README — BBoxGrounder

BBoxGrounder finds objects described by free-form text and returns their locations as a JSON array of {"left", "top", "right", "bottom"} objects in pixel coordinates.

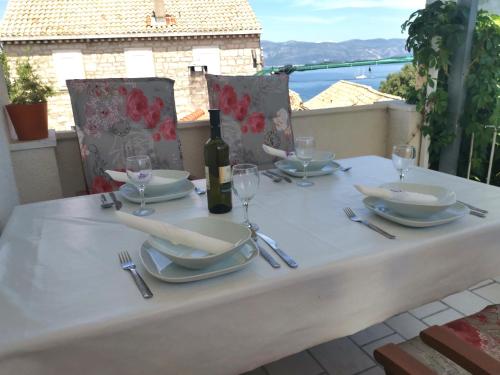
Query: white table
[{"left": 1, "top": 156, "right": 500, "bottom": 375}]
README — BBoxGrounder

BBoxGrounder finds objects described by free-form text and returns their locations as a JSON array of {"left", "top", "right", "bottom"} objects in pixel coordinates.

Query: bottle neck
[{"left": 209, "top": 109, "right": 222, "bottom": 139}]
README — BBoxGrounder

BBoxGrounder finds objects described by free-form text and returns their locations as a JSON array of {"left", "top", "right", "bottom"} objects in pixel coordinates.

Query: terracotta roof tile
[
  {"left": 304, "top": 80, "right": 401, "bottom": 110},
  {"left": 0, "top": 0, "right": 261, "bottom": 40}
]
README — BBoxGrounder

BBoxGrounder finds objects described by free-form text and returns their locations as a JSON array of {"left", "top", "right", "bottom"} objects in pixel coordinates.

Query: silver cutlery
[
  {"left": 469, "top": 210, "right": 487, "bottom": 218},
  {"left": 262, "top": 171, "right": 282, "bottom": 183},
  {"left": 268, "top": 170, "right": 292, "bottom": 183},
  {"left": 458, "top": 200, "right": 488, "bottom": 214},
  {"left": 194, "top": 186, "right": 206, "bottom": 195},
  {"left": 118, "top": 251, "right": 153, "bottom": 299},
  {"left": 100, "top": 194, "right": 114, "bottom": 209},
  {"left": 256, "top": 232, "right": 298, "bottom": 268},
  {"left": 343, "top": 207, "right": 396, "bottom": 239},
  {"left": 339, "top": 165, "right": 352, "bottom": 172},
  {"left": 109, "top": 192, "right": 122, "bottom": 210},
  {"left": 251, "top": 231, "right": 280, "bottom": 268}
]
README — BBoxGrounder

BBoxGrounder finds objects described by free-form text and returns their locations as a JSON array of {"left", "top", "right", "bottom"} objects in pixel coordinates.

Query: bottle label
[
  {"left": 205, "top": 166, "right": 210, "bottom": 190},
  {"left": 219, "top": 165, "right": 231, "bottom": 184}
]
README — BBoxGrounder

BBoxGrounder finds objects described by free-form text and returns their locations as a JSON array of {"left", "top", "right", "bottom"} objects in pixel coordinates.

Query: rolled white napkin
[
  {"left": 116, "top": 211, "right": 235, "bottom": 255},
  {"left": 262, "top": 144, "right": 291, "bottom": 159},
  {"left": 105, "top": 170, "right": 175, "bottom": 186},
  {"left": 354, "top": 185, "right": 439, "bottom": 204}
]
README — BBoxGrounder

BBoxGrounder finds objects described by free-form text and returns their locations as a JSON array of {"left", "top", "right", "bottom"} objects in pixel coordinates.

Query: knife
[
  {"left": 109, "top": 192, "right": 123, "bottom": 210},
  {"left": 256, "top": 232, "right": 298, "bottom": 268},
  {"left": 268, "top": 170, "right": 292, "bottom": 183}
]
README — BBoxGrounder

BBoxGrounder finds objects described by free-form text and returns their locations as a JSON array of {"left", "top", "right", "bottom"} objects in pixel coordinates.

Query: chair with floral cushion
[
  {"left": 205, "top": 74, "right": 294, "bottom": 168},
  {"left": 67, "top": 78, "right": 183, "bottom": 194}
]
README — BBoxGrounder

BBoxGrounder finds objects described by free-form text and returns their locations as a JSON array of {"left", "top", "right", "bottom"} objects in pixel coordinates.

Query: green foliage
[
  {"left": 0, "top": 51, "right": 11, "bottom": 94},
  {"left": 402, "top": 1, "right": 500, "bottom": 177},
  {"left": 379, "top": 64, "right": 418, "bottom": 104},
  {"left": 9, "top": 59, "right": 54, "bottom": 105}
]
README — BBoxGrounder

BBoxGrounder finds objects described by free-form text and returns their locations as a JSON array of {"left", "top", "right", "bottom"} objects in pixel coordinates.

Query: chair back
[
  {"left": 206, "top": 74, "right": 294, "bottom": 168},
  {"left": 67, "top": 78, "right": 183, "bottom": 193}
]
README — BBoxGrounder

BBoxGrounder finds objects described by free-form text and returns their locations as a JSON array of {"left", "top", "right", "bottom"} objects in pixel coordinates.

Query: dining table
[{"left": 1, "top": 155, "right": 500, "bottom": 375}]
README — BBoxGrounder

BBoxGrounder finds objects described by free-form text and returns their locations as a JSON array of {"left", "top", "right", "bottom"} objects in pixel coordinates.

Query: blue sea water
[{"left": 288, "top": 62, "right": 406, "bottom": 101}]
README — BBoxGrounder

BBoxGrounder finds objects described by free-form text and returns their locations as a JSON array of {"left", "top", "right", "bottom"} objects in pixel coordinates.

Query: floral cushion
[
  {"left": 206, "top": 74, "right": 294, "bottom": 167},
  {"left": 67, "top": 78, "right": 183, "bottom": 194}
]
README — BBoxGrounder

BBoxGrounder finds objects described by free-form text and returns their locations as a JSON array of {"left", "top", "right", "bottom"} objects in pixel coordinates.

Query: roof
[
  {"left": 304, "top": 80, "right": 401, "bottom": 110},
  {"left": 289, "top": 89, "right": 308, "bottom": 111},
  {"left": 0, "top": 0, "right": 261, "bottom": 41}
]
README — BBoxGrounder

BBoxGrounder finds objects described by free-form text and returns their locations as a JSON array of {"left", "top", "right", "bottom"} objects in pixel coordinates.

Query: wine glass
[
  {"left": 295, "top": 136, "right": 315, "bottom": 187},
  {"left": 126, "top": 155, "right": 154, "bottom": 216},
  {"left": 392, "top": 145, "right": 416, "bottom": 182},
  {"left": 232, "top": 164, "right": 260, "bottom": 231}
]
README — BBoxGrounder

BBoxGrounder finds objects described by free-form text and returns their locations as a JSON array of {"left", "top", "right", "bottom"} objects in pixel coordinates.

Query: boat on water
[{"left": 355, "top": 74, "right": 367, "bottom": 79}]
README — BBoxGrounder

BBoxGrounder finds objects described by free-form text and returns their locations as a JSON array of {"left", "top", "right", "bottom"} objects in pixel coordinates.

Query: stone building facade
[
  {"left": 3, "top": 36, "right": 261, "bottom": 130},
  {"left": 0, "top": 0, "right": 262, "bottom": 130}
]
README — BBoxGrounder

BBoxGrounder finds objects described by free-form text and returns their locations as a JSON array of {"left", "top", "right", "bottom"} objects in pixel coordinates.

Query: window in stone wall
[
  {"left": 52, "top": 51, "right": 85, "bottom": 89},
  {"left": 124, "top": 49, "right": 155, "bottom": 78},
  {"left": 192, "top": 47, "right": 221, "bottom": 74}
]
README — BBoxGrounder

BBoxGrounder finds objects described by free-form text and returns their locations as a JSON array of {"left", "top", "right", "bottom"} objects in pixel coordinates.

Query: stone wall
[{"left": 4, "top": 35, "right": 261, "bottom": 130}]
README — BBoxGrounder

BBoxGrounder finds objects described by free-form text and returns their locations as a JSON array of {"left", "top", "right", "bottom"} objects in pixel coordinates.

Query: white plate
[
  {"left": 145, "top": 170, "right": 190, "bottom": 196},
  {"left": 140, "top": 240, "right": 258, "bottom": 283},
  {"left": 363, "top": 197, "right": 467, "bottom": 228},
  {"left": 275, "top": 160, "right": 341, "bottom": 177},
  {"left": 286, "top": 150, "right": 335, "bottom": 170},
  {"left": 119, "top": 179, "right": 194, "bottom": 203},
  {"left": 148, "top": 217, "right": 251, "bottom": 270}
]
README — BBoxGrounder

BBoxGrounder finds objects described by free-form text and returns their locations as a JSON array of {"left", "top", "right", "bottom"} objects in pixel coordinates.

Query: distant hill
[{"left": 262, "top": 39, "right": 410, "bottom": 67}]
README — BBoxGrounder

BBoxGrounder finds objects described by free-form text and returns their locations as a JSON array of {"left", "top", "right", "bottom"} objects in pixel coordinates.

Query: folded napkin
[
  {"left": 116, "top": 211, "right": 235, "bottom": 255},
  {"left": 105, "top": 170, "right": 175, "bottom": 186},
  {"left": 262, "top": 144, "right": 291, "bottom": 159},
  {"left": 354, "top": 185, "right": 439, "bottom": 204}
]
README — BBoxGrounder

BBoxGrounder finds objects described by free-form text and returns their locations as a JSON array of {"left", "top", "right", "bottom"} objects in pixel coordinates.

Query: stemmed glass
[
  {"left": 392, "top": 145, "right": 416, "bottom": 182},
  {"left": 232, "top": 164, "right": 260, "bottom": 231},
  {"left": 295, "top": 136, "right": 315, "bottom": 187},
  {"left": 126, "top": 155, "right": 154, "bottom": 216}
]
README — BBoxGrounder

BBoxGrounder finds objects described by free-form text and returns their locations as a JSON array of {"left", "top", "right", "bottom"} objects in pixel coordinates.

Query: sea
[{"left": 287, "top": 62, "right": 406, "bottom": 101}]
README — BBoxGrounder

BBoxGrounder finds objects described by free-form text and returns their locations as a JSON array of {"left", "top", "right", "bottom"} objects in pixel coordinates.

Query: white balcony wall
[
  {"left": 0, "top": 67, "right": 18, "bottom": 230},
  {"left": 52, "top": 101, "right": 422, "bottom": 199}
]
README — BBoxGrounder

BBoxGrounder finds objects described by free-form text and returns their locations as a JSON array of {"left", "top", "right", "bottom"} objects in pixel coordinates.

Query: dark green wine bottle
[{"left": 204, "top": 109, "right": 232, "bottom": 214}]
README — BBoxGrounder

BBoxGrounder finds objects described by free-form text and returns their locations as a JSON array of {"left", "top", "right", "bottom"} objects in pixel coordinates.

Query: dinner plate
[
  {"left": 363, "top": 197, "right": 468, "bottom": 228},
  {"left": 140, "top": 240, "right": 258, "bottom": 283},
  {"left": 275, "top": 159, "right": 341, "bottom": 177},
  {"left": 286, "top": 150, "right": 335, "bottom": 170},
  {"left": 147, "top": 217, "right": 252, "bottom": 269},
  {"left": 119, "top": 179, "right": 194, "bottom": 204},
  {"left": 145, "top": 170, "right": 190, "bottom": 196}
]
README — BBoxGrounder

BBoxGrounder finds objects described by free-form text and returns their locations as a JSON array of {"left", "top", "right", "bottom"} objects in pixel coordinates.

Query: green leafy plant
[
  {"left": 402, "top": 1, "right": 499, "bottom": 178},
  {"left": 9, "top": 59, "right": 54, "bottom": 105},
  {"left": 379, "top": 64, "right": 418, "bottom": 104},
  {"left": 0, "top": 51, "right": 11, "bottom": 94}
]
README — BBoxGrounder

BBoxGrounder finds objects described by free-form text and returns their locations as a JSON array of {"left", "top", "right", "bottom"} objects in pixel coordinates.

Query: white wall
[{"left": 0, "top": 66, "right": 19, "bottom": 231}]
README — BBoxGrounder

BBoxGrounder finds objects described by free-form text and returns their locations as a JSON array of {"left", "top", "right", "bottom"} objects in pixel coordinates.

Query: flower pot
[{"left": 6, "top": 102, "right": 49, "bottom": 141}]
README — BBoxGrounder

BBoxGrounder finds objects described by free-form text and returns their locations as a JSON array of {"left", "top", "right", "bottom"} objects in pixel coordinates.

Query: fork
[
  {"left": 119, "top": 251, "right": 153, "bottom": 299},
  {"left": 343, "top": 207, "right": 396, "bottom": 239},
  {"left": 339, "top": 165, "right": 352, "bottom": 172}
]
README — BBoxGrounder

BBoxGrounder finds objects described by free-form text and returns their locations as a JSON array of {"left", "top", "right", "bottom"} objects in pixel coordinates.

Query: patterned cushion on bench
[
  {"left": 206, "top": 74, "right": 294, "bottom": 168},
  {"left": 67, "top": 78, "right": 183, "bottom": 193}
]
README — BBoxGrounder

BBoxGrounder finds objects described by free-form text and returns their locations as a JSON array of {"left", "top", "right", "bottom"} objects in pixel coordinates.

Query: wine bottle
[{"left": 204, "top": 109, "right": 232, "bottom": 214}]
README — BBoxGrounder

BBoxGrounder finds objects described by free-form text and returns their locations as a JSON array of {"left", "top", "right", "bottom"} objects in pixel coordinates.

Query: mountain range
[{"left": 261, "top": 39, "right": 410, "bottom": 67}]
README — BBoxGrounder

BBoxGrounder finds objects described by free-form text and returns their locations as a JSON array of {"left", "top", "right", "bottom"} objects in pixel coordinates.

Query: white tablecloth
[{"left": 1, "top": 156, "right": 500, "bottom": 375}]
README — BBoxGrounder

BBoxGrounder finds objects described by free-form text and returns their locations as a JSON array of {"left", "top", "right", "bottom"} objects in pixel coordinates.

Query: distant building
[
  {"left": 0, "top": 0, "right": 262, "bottom": 130},
  {"left": 304, "top": 80, "right": 401, "bottom": 110}
]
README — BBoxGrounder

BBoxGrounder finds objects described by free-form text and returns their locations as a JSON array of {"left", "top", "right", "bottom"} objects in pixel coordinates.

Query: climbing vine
[{"left": 402, "top": 1, "right": 500, "bottom": 177}]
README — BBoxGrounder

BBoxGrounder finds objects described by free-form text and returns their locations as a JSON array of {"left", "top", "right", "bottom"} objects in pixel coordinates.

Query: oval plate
[
  {"left": 363, "top": 197, "right": 468, "bottom": 228},
  {"left": 140, "top": 240, "right": 258, "bottom": 283},
  {"left": 275, "top": 160, "right": 341, "bottom": 177},
  {"left": 119, "top": 179, "right": 194, "bottom": 204}
]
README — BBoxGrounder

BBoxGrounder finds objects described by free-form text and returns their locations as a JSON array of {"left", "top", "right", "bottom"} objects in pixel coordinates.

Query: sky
[
  {"left": 248, "top": 0, "right": 426, "bottom": 42},
  {"left": 0, "top": 0, "right": 427, "bottom": 43}
]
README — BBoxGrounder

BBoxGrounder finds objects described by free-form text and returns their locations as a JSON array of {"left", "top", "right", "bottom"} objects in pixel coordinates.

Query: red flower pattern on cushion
[
  {"left": 126, "top": 88, "right": 149, "bottom": 122},
  {"left": 219, "top": 85, "right": 238, "bottom": 115},
  {"left": 152, "top": 132, "right": 161, "bottom": 142},
  {"left": 144, "top": 108, "right": 161, "bottom": 129},
  {"left": 241, "top": 124, "right": 249, "bottom": 134},
  {"left": 246, "top": 112, "right": 265, "bottom": 133},
  {"left": 91, "top": 175, "right": 120, "bottom": 194},
  {"left": 118, "top": 86, "right": 127, "bottom": 96},
  {"left": 233, "top": 94, "right": 251, "bottom": 121},
  {"left": 446, "top": 320, "right": 483, "bottom": 348},
  {"left": 159, "top": 118, "right": 176, "bottom": 140},
  {"left": 152, "top": 97, "right": 165, "bottom": 110}
]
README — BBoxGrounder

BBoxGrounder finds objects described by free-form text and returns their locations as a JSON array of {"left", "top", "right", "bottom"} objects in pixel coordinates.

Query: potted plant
[{"left": 5, "top": 58, "right": 54, "bottom": 141}]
